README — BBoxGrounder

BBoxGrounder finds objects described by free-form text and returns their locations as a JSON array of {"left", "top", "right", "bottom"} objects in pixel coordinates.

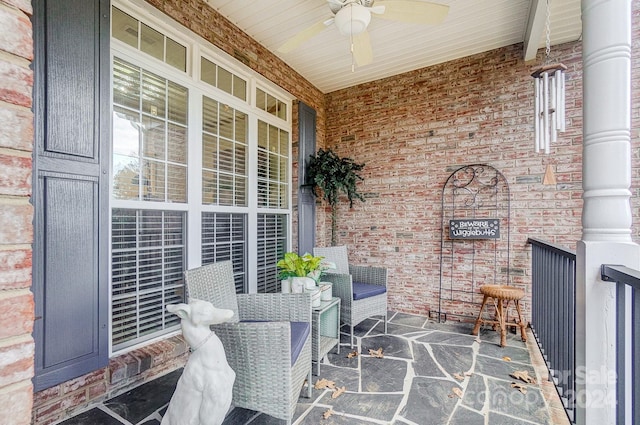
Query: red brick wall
[
  {"left": 322, "top": 35, "right": 640, "bottom": 319},
  {"left": 0, "top": 1, "right": 34, "bottom": 424},
  {"left": 32, "top": 337, "right": 188, "bottom": 425}
]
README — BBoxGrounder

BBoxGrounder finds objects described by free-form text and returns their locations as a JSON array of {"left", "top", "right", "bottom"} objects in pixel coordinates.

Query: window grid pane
[
  {"left": 202, "top": 213, "right": 247, "bottom": 293},
  {"left": 111, "top": 6, "right": 186, "bottom": 72},
  {"left": 255, "top": 88, "right": 287, "bottom": 121},
  {"left": 257, "top": 120, "right": 289, "bottom": 209},
  {"left": 113, "top": 57, "right": 188, "bottom": 203},
  {"left": 202, "top": 96, "right": 248, "bottom": 207},
  {"left": 200, "top": 57, "right": 247, "bottom": 102},
  {"left": 111, "top": 209, "right": 186, "bottom": 350},
  {"left": 256, "top": 214, "right": 287, "bottom": 293}
]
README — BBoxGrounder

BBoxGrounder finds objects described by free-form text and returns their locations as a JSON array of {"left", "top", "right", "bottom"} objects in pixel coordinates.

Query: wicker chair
[
  {"left": 184, "top": 261, "right": 312, "bottom": 424},
  {"left": 313, "top": 245, "right": 388, "bottom": 347}
]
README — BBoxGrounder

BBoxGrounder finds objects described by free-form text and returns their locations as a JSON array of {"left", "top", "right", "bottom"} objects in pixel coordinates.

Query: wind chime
[{"left": 531, "top": 0, "right": 566, "bottom": 155}]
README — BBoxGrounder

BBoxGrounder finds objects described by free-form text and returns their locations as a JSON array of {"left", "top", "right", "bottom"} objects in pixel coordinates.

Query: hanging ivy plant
[{"left": 307, "top": 148, "right": 365, "bottom": 245}]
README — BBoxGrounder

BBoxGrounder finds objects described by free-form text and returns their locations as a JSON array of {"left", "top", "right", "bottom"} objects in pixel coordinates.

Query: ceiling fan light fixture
[{"left": 334, "top": 3, "right": 371, "bottom": 36}]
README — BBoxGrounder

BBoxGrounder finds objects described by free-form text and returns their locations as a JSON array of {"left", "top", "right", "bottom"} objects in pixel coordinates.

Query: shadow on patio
[{"left": 59, "top": 312, "right": 569, "bottom": 425}]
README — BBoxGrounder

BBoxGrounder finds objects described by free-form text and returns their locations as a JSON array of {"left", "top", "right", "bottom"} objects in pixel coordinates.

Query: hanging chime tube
[
  {"left": 534, "top": 77, "right": 540, "bottom": 153},
  {"left": 557, "top": 69, "right": 565, "bottom": 131},
  {"left": 531, "top": 63, "right": 567, "bottom": 154},
  {"left": 550, "top": 70, "right": 557, "bottom": 145},
  {"left": 542, "top": 70, "right": 550, "bottom": 154}
]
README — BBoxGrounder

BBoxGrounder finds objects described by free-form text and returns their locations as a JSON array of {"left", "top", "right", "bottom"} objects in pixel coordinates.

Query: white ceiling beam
[{"left": 523, "top": 0, "right": 547, "bottom": 61}]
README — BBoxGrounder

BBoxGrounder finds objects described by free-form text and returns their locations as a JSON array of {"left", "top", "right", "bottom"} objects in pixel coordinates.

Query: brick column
[{"left": 0, "top": 1, "right": 35, "bottom": 424}]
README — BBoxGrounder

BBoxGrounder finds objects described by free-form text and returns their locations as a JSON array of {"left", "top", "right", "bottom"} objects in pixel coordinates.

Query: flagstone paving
[{"left": 59, "top": 311, "right": 564, "bottom": 425}]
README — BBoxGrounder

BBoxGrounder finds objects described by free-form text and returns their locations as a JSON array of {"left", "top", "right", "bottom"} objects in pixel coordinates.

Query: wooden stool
[{"left": 471, "top": 285, "right": 527, "bottom": 347}]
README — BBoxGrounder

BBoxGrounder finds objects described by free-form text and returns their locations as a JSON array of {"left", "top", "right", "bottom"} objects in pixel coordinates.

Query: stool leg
[
  {"left": 515, "top": 300, "right": 528, "bottom": 342},
  {"left": 472, "top": 295, "right": 489, "bottom": 336},
  {"left": 496, "top": 298, "right": 507, "bottom": 347}
]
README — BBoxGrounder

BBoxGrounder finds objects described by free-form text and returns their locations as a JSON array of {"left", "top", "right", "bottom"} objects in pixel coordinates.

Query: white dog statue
[{"left": 162, "top": 299, "right": 236, "bottom": 425}]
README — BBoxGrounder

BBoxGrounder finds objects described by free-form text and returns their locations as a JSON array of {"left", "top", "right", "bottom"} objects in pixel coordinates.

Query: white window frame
[{"left": 110, "top": 0, "right": 294, "bottom": 355}]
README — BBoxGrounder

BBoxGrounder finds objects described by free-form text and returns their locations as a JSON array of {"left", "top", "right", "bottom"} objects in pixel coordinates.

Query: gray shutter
[
  {"left": 32, "top": 0, "right": 110, "bottom": 391},
  {"left": 297, "top": 102, "right": 316, "bottom": 255}
]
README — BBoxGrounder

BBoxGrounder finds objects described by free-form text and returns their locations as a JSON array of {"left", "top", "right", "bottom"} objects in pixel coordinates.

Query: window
[
  {"left": 202, "top": 213, "right": 247, "bottom": 293},
  {"left": 112, "top": 7, "right": 187, "bottom": 72},
  {"left": 257, "top": 120, "right": 289, "bottom": 209},
  {"left": 256, "top": 87, "right": 287, "bottom": 121},
  {"left": 202, "top": 96, "right": 248, "bottom": 206},
  {"left": 201, "top": 57, "right": 247, "bottom": 101},
  {"left": 256, "top": 214, "right": 288, "bottom": 293},
  {"left": 112, "top": 58, "right": 188, "bottom": 203},
  {"left": 111, "top": 3, "right": 292, "bottom": 352},
  {"left": 111, "top": 209, "right": 185, "bottom": 349}
]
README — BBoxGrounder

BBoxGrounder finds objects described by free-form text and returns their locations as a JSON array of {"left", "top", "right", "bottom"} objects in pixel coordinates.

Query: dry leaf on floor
[
  {"left": 502, "top": 356, "right": 512, "bottom": 362},
  {"left": 369, "top": 347, "right": 384, "bottom": 358},
  {"left": 332, "top": 386, "right": 347, "bottom": 399},
  {"left": 510, "top": 370, "right": 537, "bottom": 384},
  {"left": 511, "top": 382, "right": 528, "bottom": 394},
  {"left": 315, "top": 378, "right": 336, "bottom": 390},
  {"left": 453, "top": 372, "right": 465, "bottom": 381},
  {"left": 323, "top": 409, "right": 334, "bottom": 419},
  {"left": 448, "top": 387, "right": 463, "bottom": 398},
  {"left": 347, "top": 351, "right": 358, "bottom": 359}
]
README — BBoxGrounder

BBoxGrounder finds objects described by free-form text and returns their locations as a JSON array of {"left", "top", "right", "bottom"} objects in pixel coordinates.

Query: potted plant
[
  {"left": 306, "top": 148, "right": 366, "bottom": 245},
  {"left": 277, "top": 252, "right": 334, "bottom": 298},
  {"left": 277, "top": 252, "right": 323, "bottom": 279}
]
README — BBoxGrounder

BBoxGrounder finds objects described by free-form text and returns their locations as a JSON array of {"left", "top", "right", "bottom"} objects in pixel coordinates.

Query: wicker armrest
[
  {"left": 212, "top": 321, "right": 292, "bottom": 372},
  {"left": 349, "top": 265, "right": 388, "bottom": 287},
  {"left": 237, "top": 293, "right": 312, "bottom": 322},
  {"left": 322, "top": 273, "right": 353, "bottom": 309}
]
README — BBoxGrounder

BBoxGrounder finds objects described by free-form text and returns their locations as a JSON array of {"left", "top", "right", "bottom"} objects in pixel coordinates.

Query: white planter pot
[
  {"left": 320, "top": 282, "right": 332, "bottom": 301},
  {"left": 281, "top": 278, "right": 291, "bottom": 294},
  {"left": 305, "top": 287, "right": 321, "bottom": 307},
  {"left": 290, "top": 276, "right": 314, "bottom": 294}
]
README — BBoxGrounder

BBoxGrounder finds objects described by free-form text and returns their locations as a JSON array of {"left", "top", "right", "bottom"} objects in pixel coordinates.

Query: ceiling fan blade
[
  {"left": 375, "top": 0, "right": 449, "bottom": 25},
  {"left": 352, "top": 31, "right": 373, "bottom": 67},
  {"left": 277, "top": 20, "right": 330, "bottom": 53}
]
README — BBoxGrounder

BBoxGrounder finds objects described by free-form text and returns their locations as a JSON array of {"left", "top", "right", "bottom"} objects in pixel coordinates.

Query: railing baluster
[
  {"left": 633, "top": 287, "right": 640, "bottom": 425},
  {"left": 600, "top": 264, "right": 640, "bottom": 425},
  {"left": 616, "top": 281, "right": 626, "bottom": 425},
  {"left": 527, "top": 238, "right": 576, "bottom": 423}
]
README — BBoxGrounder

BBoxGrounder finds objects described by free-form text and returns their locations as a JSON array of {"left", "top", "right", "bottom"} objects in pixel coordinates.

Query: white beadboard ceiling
[{"left": 204, "top": 0, "right": 581, "bottom": 93}]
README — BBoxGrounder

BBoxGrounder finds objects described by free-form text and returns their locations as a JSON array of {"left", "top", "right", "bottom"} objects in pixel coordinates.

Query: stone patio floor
[{"left": 59, "top": 311, "right": 571, "bottom": 425}]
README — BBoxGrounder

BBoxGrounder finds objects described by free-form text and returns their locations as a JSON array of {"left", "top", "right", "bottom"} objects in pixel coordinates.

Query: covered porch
[
  {"left": 0, "top": 0, "right": 638, "bottom": 424},
  {"left": 58, "top": 312, "right": 569, "bottom": 425}
]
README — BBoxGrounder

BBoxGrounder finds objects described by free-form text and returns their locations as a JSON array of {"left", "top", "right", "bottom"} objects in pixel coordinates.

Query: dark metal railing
[
  {"left": 527, "top": 238, "right": 576, "bottom": 423},
  {"left": 601, "top": 264, "right": 640, "bottom": 425}
]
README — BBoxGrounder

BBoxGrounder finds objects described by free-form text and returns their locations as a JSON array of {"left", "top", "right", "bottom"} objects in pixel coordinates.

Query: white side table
[{"left": 312, "top": 296, "right": 341, "bottom": 375}]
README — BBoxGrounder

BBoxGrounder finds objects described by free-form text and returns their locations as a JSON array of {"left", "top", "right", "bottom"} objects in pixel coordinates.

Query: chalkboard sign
[{"left": 449, "top": 219, "right": 500, "bottom": 239}]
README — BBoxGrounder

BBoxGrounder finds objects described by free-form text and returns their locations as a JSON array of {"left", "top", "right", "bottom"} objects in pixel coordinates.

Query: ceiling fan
[{"left": 277, "top": 0, "right": 449, "bottom": 68}]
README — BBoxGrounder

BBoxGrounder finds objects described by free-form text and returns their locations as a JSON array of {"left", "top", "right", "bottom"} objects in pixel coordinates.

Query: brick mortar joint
[
  {"left": 0, "top": 49, "right": 32, "bottom": 70},
  {"left": 0, "top": 0, "right": 32, "bottom": 16},
  {"left": 0, "top": 332, "right": 33, "bottom": 349},
  {"left": 0, "top": 243, "right": 32, "bottom": 251},
  {"left": 0, "top": 147, "right": 31, "bottom": 158},
  {"left": 0, "top": 195, "right": 32, "bottom": 205}
]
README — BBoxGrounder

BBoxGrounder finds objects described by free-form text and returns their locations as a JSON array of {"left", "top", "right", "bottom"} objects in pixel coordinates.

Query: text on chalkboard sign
[{"left": 449, "top": 219, "right": 500, "bottom": 239}]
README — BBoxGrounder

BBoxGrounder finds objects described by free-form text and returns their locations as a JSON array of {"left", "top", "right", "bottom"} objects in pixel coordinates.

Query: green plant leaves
[{"left": 307, "top": 148, "right": 365, "bottom": 208}]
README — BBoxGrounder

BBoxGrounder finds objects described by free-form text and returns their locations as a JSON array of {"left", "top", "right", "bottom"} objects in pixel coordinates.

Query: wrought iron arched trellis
[{"left": 434, "top": 164, "right": 511, "bottom": 322}]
